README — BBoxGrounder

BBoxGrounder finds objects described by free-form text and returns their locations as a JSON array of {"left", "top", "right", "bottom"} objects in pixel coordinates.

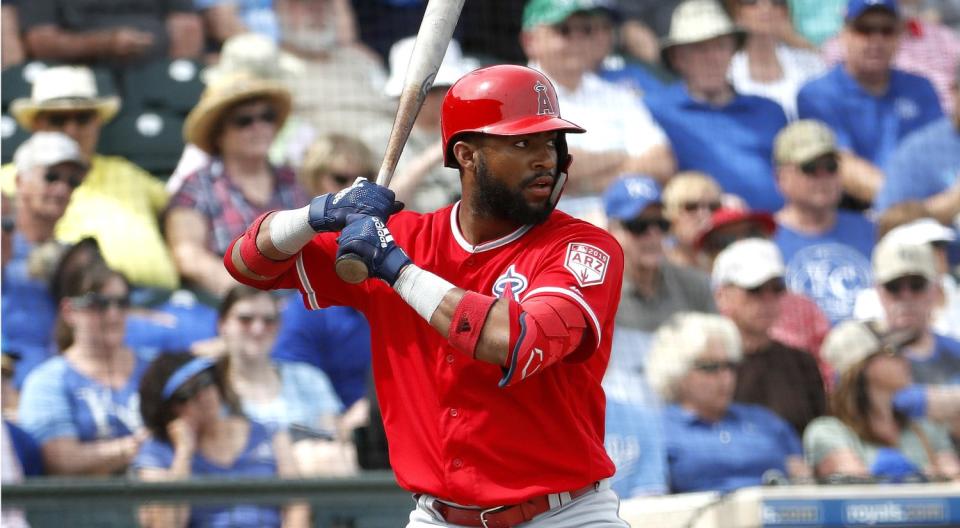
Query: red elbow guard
[
  {"left": 447, "top": 292, "right": 497, "bottom": 358},
  {"left": 233, "top": 211, "right": 296, "bottom": 279},
  {"left": 499, "top": 296, "right": 587, "bottom": 387}
]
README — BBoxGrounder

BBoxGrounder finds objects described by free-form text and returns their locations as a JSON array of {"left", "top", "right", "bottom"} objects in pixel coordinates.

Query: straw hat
[
  {"left": 183, "top": 71, "right": 292, "bottom": 155},
  {"left": 660, "top": 0, "right": 745, "bottom": 65},
  {"left": 10, "top": 66, "right": 120, "bottom": 130},
  {"left": 202, "top": 32, "right": 304, "bottom": 84}
]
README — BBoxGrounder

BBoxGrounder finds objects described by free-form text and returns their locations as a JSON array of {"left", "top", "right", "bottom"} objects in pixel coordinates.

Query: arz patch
[{"left": 564, "top": 243, "right": 609, "bottom": 287}]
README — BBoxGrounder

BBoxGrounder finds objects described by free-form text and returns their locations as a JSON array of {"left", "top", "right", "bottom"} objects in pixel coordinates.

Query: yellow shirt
[{"left": 2, "top": 155, "right": 180, "bottom": 290}]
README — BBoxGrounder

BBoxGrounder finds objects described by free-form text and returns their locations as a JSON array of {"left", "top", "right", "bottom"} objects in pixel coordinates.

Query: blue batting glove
[
  {"left": 892, "top": 385, "right": 928, "bottom": 418},
  {"left": 336, "top": 215, "right": 411, "bottom": 285},
  {"left": 307, "top": 178, "right": 404, "bottom": 233}
]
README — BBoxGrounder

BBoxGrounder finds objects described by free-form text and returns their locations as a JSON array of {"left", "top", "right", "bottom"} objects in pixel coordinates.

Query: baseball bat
[{"left": 335, "top": 0, "right": 466, "bottom": 284}]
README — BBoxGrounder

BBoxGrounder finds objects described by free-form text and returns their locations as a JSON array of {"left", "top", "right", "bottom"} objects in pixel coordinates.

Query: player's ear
[{"left": 453, "top": 140, "right": 478, "bottom": 170}]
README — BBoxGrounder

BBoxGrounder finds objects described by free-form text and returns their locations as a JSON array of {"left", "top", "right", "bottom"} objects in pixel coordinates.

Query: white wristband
[
  {"left": 268, "top": 205, "right": 314, "bottom": 255},
  {"left": 393, "top": 264, "right": 455, "bottom": 322}
]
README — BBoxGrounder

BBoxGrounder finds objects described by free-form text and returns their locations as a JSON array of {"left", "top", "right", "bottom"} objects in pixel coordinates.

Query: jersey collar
[{"left": 449, "top": 201, "right": 534, "bottom": 254}]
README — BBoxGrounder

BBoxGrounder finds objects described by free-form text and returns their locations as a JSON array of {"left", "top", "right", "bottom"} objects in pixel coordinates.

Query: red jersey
[{"left": 244, "top": 202, "right": 623, "bottom": 506}]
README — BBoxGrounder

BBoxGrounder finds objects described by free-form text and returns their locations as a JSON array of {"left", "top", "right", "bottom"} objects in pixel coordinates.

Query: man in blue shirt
[
  {"left": 773, "top": 120, "right": 876, "bottom": 324},
  {"left": 875, "top": 65, "right": 960, "bottom": 223},
  {"left": 646, "top": 0, "right": 788, "bottom": 212},
  {"left": 797, "top": 0, "right": 943, "bottom": 206}
]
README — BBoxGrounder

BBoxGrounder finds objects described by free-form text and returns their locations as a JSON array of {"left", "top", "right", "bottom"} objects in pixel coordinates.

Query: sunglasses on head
[
  {"left": 746, "top": 279, "right": 786, "bottom": 296},
  {"left": 228, "top": 108, "right": 278, "bottom": 129},
  {"left": 852, "top": 21, "right": 899, "bottom": 37},
  {"left": 171, "top": 371, "right": 216, "bottom": 402},
  {"left": 622, "top": 217, "right": 670, "bottom": 236},
  {"left": 882, "top": 275, "right": 929, "bottom": 295},
  {"left": 681, "top": 200, "right": 721, "bottom": 214},
  {"left": 45, "top": 169, "right": 84, "bottom": 189},
  {"left": 799, "top": 156, "right": 840, "bottom": 176},
  {"left": 44, "top": 111, "right": 97, "bottom": 128},
  {"left": 693, "top": 360, "right": 739, "bottom": 374},
  {"left": 234, "top": 313, "right": 279, "bottom": 327},
  {"left": 70, "top": 292, "right": 131, "bottom": 312}
]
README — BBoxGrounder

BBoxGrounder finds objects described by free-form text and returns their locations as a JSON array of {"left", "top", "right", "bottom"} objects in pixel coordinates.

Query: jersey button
[
  {"left": 452, "top": 458, "right": 463, "bottom": 468},
  {"left": 449, "top": 408, "right": 459, "bottom": 417},
  {"left": 446, "top": 354, "right": 455, "bottom": 364}
]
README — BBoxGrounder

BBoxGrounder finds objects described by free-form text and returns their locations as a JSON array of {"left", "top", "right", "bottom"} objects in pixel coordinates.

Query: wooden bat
[{"left": 335, "top": 0, "right": 466, "bottom": 284}]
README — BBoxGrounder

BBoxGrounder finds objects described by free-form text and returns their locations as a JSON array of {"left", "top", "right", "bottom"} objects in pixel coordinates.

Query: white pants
[{"left": 405, "top": 481, "right": 630, "bottom": 527}]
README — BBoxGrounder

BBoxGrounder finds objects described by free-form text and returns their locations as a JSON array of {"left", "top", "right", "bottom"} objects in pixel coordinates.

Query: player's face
[
  {"left": 843, "top": 11, "right": 900, "bottom": 77},
  {"left": 17, "top": 162, "right": 85, "bottom": 221},
  {"left": 680, "top": 337, "right": 737, "bottom": 419},
  {"left": 878, "top": 274, "right": 934, "bottom": 333},
  {"left": 217, "top": 99, "right": 279, "bottom": 161},
  {"left": 471, "top": 131, "right": 559, "bottom": 225},
  {"left": 220, "top": 293, "right": 280, "bottom": 362}
]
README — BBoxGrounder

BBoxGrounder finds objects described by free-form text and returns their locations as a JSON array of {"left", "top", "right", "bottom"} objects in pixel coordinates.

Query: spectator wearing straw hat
[
  {"left": 1, "top": 65, "right": 180, "bottom": 291},
  {"left": 646, "top": 0, "right": 788, "bottom": 212},
  {"left": 797, "top": 0, "right": 943, "bottom": 206},
  {"left": 361, "top": 37, "right": 479, "bottom": 213},
  {"left": 773, "top": 119, "right": 876, "bottom": 324},
  {"left": 166, "top": 71, "right": 308, "bottom": 298},
  {"left": 1, "top": 133, "right": 88, "bottom": 388}
]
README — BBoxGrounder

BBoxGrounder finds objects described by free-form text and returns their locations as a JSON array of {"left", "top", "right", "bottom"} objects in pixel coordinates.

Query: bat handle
[{"left": 335, "top": 253, "right": 370, "bottom": 284}]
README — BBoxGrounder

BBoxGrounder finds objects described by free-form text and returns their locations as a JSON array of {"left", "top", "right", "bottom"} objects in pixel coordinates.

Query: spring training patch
[{"left": 564, "top": 242, "right": 609, "bottom": 287}]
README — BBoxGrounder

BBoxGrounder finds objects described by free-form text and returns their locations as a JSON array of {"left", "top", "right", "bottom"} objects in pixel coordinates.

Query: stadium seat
[
  {"left": 98, "top": 107, "right": 185, "bottom": 178},
  {"left": 121, "top": 59, "right": 204, "bottom": 116},
  {"left": 0, "top": 112, "right": 30, "bottom": 164}
]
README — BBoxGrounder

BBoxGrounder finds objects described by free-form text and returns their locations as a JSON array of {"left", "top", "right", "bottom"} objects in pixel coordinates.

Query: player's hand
[
  {"left": 308, "top": 178, "right": 404, "bottom": 233},
  {"left": 335, "top": 215, "right": 411, "bottom": 285}
]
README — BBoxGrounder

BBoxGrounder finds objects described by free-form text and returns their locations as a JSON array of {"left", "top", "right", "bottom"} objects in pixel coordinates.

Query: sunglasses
[
  {"left": 882, "top": 276, "right": 929, "bottom": 295},
  {"left": 171, "top": 371, "right": 216, "bottom": 402},
  {"left": 45, "top": 169, "right": 84, "bottom": 189},
  {"left": 234, "top": 313, "right": 279, "bottom": 327},
  {"left": 681, "top": 201, "right": 721, "bottom": 214},
  {"left": 739, "top": 0, "right": 787, "bottom": 5},
  {"left": 70, "top": 293, "right": 131, "bottom": 311},
  {"left": 228, "top": 109, "right": 278, "bottom": 129},
  {"left": 852, "top": 22, "right": 899, "bottom": 37},
  {"left": 746, "top": 279, "right": 786, "bottom": 297},
  {"left": 554, "top": 18, "right": 612, "bottom": 38},
  {"left": 799, "top": 157, "right": 840, "bottom": 176},
  {"left": 693, "top": 360, "right": 739, "bottom": 374},
  {"left": 44, "top": 111, "right": 97, "bottom": 128},
  {"left": 622, "top": 217, "right": 670, "bottom": 236}
]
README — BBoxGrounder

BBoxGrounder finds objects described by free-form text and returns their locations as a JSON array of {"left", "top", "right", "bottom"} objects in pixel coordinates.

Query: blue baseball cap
[
  {"left": 603, "top": 175, "right": 662, "bottom": 221},
  {"left": 846, "top": 0, "right": 899, "bottom": 22}
]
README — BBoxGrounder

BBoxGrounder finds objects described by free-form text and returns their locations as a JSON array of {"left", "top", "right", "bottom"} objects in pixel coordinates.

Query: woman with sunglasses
[
  {"left": 661, "top": 171, "right": 725, "bottom": 271},
  {"left": 17, "top": 263, "right": 149, "bottom": 476},
  {"left": 646, "top": 312, "right": 809, "bottom": 492},
  {"left": 166, "top": 71, "right": 308, "bottom": 298},
  {"left": 193, "top": 284, "right": 350, "bottom": 476},
  {"left": 805, "top": 320, "right": 959, "bottom": 482},
  {"left": 136, "top": 352, "right": 309, "bottom": 528}
]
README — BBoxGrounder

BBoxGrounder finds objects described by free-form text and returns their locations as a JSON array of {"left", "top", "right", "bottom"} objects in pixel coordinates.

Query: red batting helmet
[{"left": 440, "top": 64, "right": 585, "bottom": 168}]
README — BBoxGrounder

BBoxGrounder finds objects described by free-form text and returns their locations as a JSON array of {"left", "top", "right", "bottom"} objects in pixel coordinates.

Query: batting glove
[
  {"left": 336, "top": 215, "right": 411, "bottom": 286},
  {"left": 308, "top": 178, "right": 404, "bottom": 233}
]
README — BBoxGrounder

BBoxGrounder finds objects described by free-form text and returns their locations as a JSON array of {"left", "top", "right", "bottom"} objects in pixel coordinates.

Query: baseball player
[{"left": 225, "top": 65, "right": 627, "bottom": 527}]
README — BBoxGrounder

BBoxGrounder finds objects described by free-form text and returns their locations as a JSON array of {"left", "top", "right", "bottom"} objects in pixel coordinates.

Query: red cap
[{"left": 694, "top": 207, "right": 776, "bottom": 250}]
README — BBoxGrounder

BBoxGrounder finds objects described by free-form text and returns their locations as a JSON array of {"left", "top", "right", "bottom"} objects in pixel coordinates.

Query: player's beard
[{"left": 472, "top": 155, "right": 554, "bottom": 226}]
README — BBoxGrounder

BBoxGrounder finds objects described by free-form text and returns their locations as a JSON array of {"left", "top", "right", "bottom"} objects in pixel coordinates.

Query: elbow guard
[
  {"left": 499, "top": 296, "right": 587, "bottom": 388},
  {"left": 226, "top": 212, "right": 296, "bottom": 280}
]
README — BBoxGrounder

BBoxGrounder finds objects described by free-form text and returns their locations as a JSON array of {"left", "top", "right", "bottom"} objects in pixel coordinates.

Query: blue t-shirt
[
  {"left": 271, "top": 295, "right": 371, "bottom": 407},
  {"left": 645, "top": 83, "right": 788, "bottom": 212},
  {"left": 18, "top": 355, "right": 147, "bottom": 444},
  {"left": 194, "top": 0, "right": 278, "bottom": 41},
  {"left": 4, "top": 420, "right": 44, "bottom": 476},
  {"left": 774, "top": 212, "right": 876, "bottom": 324},
  {"left": 241, "top": 361, "right": 343, "bottom": 435},
  {"left": 1, "top": 233, "right": 58, "bottom": 388},
  {"left": 605, "top": 398, "right": 668, "bottom": 498},
  {"left": 134, "top": 420, "right": 282, "bottom": 528},
  {"left": 876, "top": 118, "right": 960, "bottom": 211},
  {"left": 797, "top": 66, "right": 943, "bottom": 168},
  {"left": 909, "top": 333, "right": 960, "bottom": 386},
  {"left": 662, "top": 403, "right": 802, "bottom": 493}
]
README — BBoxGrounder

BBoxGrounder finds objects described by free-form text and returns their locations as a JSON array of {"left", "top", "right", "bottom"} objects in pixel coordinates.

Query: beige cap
[
  {"left": 822, "top": 320, "right": 918, "bottom": 377},
  {"left": 13, "top": 131, "right": 87, "bottom": 174},
  {"left": 872, "top": 234, "right": 938, "bottom": 285},
  {"left": 10, "top": 66, "right": 120, "bottom": 130},
  {"left": 774, "top": 119, "right": 838, "bottom": 165},
  {"left": 711, "top": 238, "right": 785, "bottom": 290},
  {"left": 661, "top": 0, "right": 745, "bottom": 57}
]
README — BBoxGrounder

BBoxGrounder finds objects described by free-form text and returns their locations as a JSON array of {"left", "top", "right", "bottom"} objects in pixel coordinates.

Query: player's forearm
[
  {"left": 24, "top": 26, "right": 114, "bottom": 62},
  {"left": 430, "top": 288, "right": 510, "bottom": 365}
]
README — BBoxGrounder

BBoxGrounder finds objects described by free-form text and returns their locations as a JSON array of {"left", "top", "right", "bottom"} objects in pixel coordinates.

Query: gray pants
[{"left": 406, "top": 480, "right": 631, "bottom": 527}]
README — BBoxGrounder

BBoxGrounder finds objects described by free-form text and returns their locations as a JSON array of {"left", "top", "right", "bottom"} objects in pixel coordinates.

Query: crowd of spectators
[{"left": 2, "top": 0, "right": 960, "bottom": 523}]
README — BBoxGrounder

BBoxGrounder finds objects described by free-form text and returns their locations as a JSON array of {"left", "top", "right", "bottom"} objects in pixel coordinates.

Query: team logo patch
[
  {"left": 492, "top": 264, "right": 528, "bottom": 301},
  {"left": 534, "top": 80, "right": 555, "bottom": 116},
  {"left": 564, "top": 243, "right": 609, "bottom": 287}
]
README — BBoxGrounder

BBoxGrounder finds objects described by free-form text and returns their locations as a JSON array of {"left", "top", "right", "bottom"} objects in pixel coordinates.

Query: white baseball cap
[
  {"left": 872, "top": 234, "right": 937, "bottom": 285},
  {"left": 384, "top": 37, "right": 480, "bottom": 98},
  {"left": 884, "top": 218, "right": 956, "bottom": 247},
  {"left": 711, "top": 238, "right": 785, "bottom": 290},
  {"left": 13, "top": 131, "right": 87, "bottom": 174}
]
